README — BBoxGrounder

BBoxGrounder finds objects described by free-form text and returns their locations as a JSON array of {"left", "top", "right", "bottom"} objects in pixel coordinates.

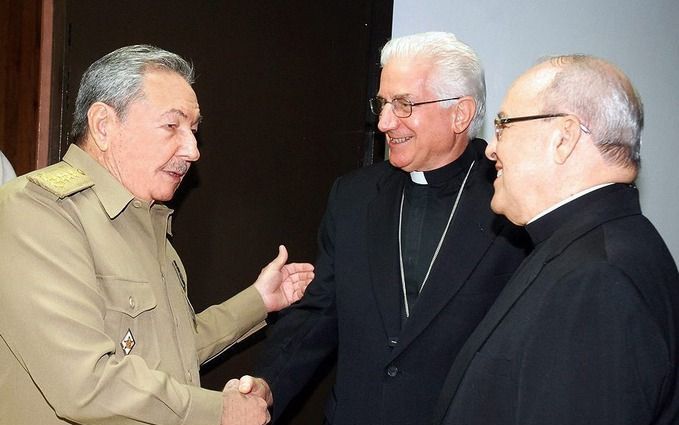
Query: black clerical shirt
[{"left": 400, "top": 146, "right": 476, "bottom": 320}]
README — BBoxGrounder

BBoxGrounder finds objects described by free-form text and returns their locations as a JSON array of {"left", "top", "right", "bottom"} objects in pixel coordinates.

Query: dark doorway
[{"left": 53, "top": 1, "right": 392, "bottom": 423}]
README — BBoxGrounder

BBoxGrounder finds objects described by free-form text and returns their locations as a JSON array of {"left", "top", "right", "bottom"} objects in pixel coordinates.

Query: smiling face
[
  {"left": 103, "top": 69, "right": 201, "bottom": 202},
  {"left": 485, "top": 68, "right": 561, "bottom": 225},
  {"left": 377, "top": 56, "right": 465, "bottom": 172}
]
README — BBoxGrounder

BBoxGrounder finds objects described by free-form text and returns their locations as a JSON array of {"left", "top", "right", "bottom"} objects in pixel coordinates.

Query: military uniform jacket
[{"left": 0, "top": 144, "right": 267, "bottom": 425}]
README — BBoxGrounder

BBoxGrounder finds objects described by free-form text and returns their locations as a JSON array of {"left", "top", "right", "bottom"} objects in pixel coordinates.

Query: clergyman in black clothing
[
  {"left": 434, "top": 54, "right": 679, "bottom": 425},
  {"left": 251, "top": 32, "right": 530, "bottom": 425}
]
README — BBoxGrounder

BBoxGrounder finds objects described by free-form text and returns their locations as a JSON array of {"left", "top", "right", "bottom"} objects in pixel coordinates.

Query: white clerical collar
[
  {"left": 410, "top": 171, "right": 428, "bottom": 185},
  {"left": 527, "top": 183, "right": 614, "bottom": 224}
]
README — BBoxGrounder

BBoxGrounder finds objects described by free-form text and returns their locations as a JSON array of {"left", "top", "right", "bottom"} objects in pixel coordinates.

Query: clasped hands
[
  {"left": 221, "top": 245, "right": 312, "bottom": 424},
  {"left": 221, "top": 375, "right": 273, "bottom": 425}
]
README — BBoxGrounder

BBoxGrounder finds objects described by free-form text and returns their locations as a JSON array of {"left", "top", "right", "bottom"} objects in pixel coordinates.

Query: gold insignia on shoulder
[{"left": 28, "top": 162, "right": 94, "bottom": 199}]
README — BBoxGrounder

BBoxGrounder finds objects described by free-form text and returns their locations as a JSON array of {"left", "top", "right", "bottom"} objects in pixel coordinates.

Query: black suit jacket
[
  {"left": 256, "top": 139, "right": 530, "bottom": 424},
  {"left": 435, "top": 184, "right": 679, "bottom": 425}
]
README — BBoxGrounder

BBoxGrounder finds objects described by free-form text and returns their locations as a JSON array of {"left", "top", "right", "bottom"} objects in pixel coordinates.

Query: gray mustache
[{"left": 164, "top": 162, "right": 190, "bottom": 175}]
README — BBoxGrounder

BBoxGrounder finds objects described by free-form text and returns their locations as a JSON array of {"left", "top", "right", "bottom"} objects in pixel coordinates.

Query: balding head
[
  {"left": 485, "top": 55, "right": 641, "bottom": 225},
  {"left": 534, "top": 55, "right": 643, "bottom": 173}
]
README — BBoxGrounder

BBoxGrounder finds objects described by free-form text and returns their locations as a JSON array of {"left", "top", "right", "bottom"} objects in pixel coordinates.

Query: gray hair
[
  {"left": 538, "top": 55, "right": 643, "bottom": 170},
  {"left": 380, "top": 32, "right": 486, "bottom": 139},
  {"left": 70, "top": 44, "right": 194, "bottom": 144}
]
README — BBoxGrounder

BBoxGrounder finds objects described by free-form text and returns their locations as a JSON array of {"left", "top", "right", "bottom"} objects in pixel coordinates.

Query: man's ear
[
  {"left": 553, "top": 116, "right": 584, "bottom": 164},
  {"left": 86, "top": 102, "right": 114, "bottom": 152},
  {"left": 451, "top": 96, "right": 476, "bottom": 134}
]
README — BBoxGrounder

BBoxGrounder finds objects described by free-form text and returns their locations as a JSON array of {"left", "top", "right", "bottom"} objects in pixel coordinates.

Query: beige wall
[{"left": 393, "top": 0, "right": 679, "bottom": 261}]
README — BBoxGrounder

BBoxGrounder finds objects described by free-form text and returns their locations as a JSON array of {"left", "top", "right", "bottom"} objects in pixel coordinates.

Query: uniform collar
[{"left": 63, "top": 144, "right": 138, "bottom": 219}]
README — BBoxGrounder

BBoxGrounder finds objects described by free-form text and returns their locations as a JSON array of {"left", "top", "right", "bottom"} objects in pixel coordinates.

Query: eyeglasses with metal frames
[
  {"left": 494, "top": 113, "right": 591, "bottom": 140},
  {"left": 369, "top": 96, "right": 461, "bottom": 118}
]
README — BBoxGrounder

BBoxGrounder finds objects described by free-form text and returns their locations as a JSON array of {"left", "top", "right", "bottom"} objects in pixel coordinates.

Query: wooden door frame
[
  {"left": 37, "top": 0, "right": 69, "bottom": 167},
  {"left": 36, "top": 0, "right": 53, "bottom": 168}
]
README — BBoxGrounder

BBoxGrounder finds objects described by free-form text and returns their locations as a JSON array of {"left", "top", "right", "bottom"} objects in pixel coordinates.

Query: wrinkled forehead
[
  {"left": 140, "top": 70, "right": 200, "bottom": 113},
  {"left": 379, "top": 56, "right": 435, "bottom": 97}
]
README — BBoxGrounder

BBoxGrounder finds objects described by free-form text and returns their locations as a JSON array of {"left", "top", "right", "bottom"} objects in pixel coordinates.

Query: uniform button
[
  {"left": 132, "top": 200, "right": 142, "bottom": 208},
  {"left": 386, "top": 365, "right": 398, "bottom": 377},
  {"left": 128, "top": 296, "right": 136, "bottom": 309},
  {"left": 185, "top": 370, "right": 192, "bottom": 382}
]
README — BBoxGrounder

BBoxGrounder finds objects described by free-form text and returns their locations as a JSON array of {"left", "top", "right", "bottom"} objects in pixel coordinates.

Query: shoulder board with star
[{"left": 28, "top": 162, "right": 94, "bottom": 199}]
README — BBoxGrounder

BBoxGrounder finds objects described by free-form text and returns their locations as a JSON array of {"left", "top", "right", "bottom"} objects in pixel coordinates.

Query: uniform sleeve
[
  {"left": 516, "top": 263, "right": 671, "bottom": 425},
  {"left": 0, "top": 185, "right": 223, "bottom": 425},
  {"left": 195, "top": 284, "right": 268, "bottom": 364},
  {"left": 254, "top": 178, "right": 341, "bottom": 420}
]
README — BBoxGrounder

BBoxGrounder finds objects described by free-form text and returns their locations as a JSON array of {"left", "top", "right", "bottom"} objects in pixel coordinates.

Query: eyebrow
[
  {"left": 380, "top": 93, "right": 413, "bottom": 99},
  {"left": 375, "top": 93, "right": 415, "bottom": 103},
  {"left": 162, "top": 108, "right": 203, "bottom": 126}
]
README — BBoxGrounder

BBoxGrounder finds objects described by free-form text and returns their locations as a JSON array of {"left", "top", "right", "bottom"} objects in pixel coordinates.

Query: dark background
[{"left": 52, "top": 1, "right": 392, "bottom": 423}]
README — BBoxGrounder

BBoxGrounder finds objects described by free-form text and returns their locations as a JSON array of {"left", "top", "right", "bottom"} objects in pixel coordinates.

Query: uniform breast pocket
[{"left": 98, "top": 276, "right": 161, "bottom": 368}]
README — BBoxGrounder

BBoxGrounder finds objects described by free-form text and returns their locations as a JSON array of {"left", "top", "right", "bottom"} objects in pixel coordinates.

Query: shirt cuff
[{"left": 183, "top": 386, "right": 223, "bottom": 425}]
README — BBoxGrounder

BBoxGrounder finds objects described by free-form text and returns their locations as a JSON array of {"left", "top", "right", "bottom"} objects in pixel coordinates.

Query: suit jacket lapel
[
  {"left": 390, "top": 165, "right": 499, "bottom": 360},
  {"left": 367, "top": 169, "right": 406, "bottom": 340}
]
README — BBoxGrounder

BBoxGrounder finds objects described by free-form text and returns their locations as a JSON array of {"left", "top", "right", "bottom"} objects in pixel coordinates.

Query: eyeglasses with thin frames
[
  {"left": 494, "top": 113, "right": 591, "bottom": 140},
  {"left": 369, "top": 96, "right": 461, "bottom": 118}
]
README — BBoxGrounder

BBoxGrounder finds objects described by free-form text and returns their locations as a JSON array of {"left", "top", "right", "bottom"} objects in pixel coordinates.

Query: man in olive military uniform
[{"left": 0, "top": 45, "right": 313, "bottom": 425}]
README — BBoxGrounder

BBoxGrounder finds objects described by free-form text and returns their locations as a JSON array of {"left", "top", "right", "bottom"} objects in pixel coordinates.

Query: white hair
[
  {"left": 380, "top": 32, "right": 486, "bottom": 138},
  {"left": 538, "top": 55, "right": 642, "bottom": 170}
]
